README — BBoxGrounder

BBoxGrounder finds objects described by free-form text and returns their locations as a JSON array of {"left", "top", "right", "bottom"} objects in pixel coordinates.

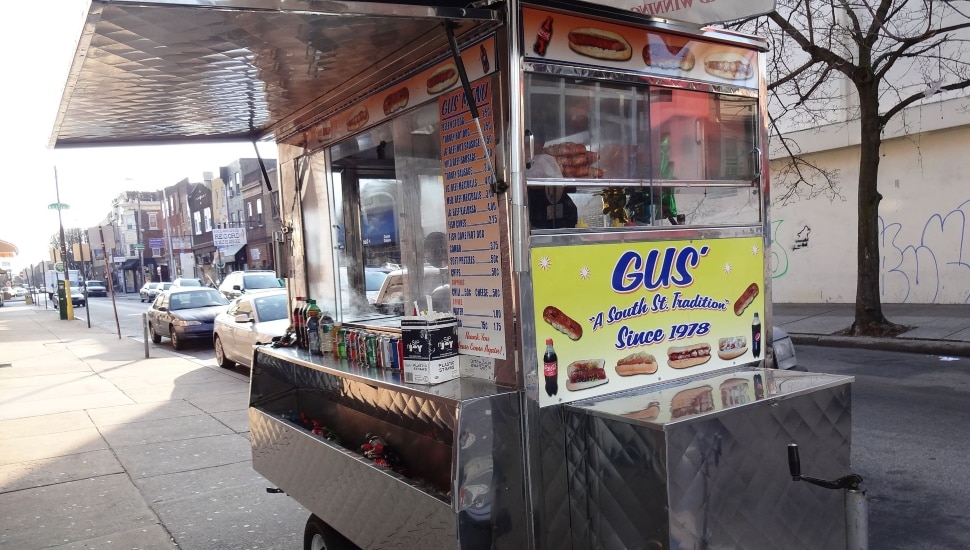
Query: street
[{"left": 797, "top": 345, "right": 970, "bottom": 550}]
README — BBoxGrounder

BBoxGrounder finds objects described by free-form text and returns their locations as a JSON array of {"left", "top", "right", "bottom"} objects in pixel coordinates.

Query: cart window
[
  {"left": 325, "top": 101, "right": 450, "bottom": 326},
  {"left": 524, "top": 73, "right": 761, "bottom": 229}
]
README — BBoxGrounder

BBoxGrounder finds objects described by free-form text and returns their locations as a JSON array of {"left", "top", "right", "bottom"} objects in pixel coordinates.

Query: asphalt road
[{"left": 797, "top": 345, "right": 970, "bottom": 550}]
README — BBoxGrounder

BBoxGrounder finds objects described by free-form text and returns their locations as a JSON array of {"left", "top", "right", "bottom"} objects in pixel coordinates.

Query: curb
[{"left": 790, "top": 333, "right": 970, "bottom": 358}]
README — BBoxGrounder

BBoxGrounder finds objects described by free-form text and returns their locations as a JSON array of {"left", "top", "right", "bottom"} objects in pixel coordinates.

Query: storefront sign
[
  {"left": 523, "top": 7, "right": 761, "bottom": 88},
  {"left": 533, "top": 236, "right": 765, "bottom": 407},
  {"left": 438, "top": 79, "right": 506, "bottom": 360},
  {"left": 212, "top": 227, "right": 246, "bottom": 248}
]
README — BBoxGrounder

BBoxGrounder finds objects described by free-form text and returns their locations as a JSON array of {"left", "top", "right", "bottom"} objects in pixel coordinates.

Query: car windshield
[
  {"left": 168, "top": 289, "right": 230, "bottom": 310},
  {"left": 366, "top": 271, "right": 389, "bottom": 292},
  {"left": 253, "top": 293, "right": 289, "bottom": 321},
  {"left": 243, "top": 273, "right": 283, "bottom": 290},
  {"left": 177, "top": 279, "right": 202, "bottom": 286}
]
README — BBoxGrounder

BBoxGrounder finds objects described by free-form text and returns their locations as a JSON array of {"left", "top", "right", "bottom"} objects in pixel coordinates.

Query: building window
[
  {"left": 152, "top": 247, "right": 161, "bottom": 256},
  {"left": 247, "top": 202, "right": 253, "bottom": 228},
  {"left": 237, "top": 210, "right": 243, "bottom": 228},
  {"left": 148, "top": 212, "right": 159, "bottom": 229},
  {"left": 194, "top": 212, "right": 202, "bottom": 235},
  {"left": 126, "top": 216, "right": 135, "bottom": 230},
  {"left": 204, "top": 207, "right": 212, "bottom": 232},
  {"left": 129, "top": 244, "right": 136, "bottom": 255},
  {"left": 257, "top": 198, "right": 264, "bottom": 226},
  {"left": 234, "top": 173, "right": 241, "bottom": 194}
]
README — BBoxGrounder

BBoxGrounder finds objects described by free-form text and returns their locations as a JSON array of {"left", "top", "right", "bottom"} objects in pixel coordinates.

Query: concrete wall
[{"left": 769, "top": 123, "right": 970, "bottom": 304}]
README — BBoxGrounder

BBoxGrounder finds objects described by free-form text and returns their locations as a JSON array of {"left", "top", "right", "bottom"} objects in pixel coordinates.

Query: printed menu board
[
  {"left": 439, "top": 80, "right": 506, "bottom": 360},
  {"left": 534, "top": 236, "right": 766, "bottom": 407},
  {"left": 523, "top": 6, "right": 760, "bottom": 89}
]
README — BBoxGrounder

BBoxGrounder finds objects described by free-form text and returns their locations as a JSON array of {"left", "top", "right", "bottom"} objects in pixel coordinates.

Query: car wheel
[
  {"left": 304, "top": 515, "right": 356, "bottom": 550},
  {"left": 170, "top": 326, "right": 184, "bottom": 350},
  {"left": 214, "top": 335, "right": 236, "bottom": 369},
  {"left": 149, "top": 323, "right": 162, "bottom": 344}
]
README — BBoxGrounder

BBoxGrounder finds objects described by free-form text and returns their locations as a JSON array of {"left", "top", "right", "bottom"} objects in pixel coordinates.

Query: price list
[{"left": 438, "top": 80, "right": 506, "bottom": 360}]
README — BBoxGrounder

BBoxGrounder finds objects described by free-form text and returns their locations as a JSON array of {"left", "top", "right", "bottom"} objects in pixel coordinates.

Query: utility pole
[{"left": 52, "top": 166, "right": 74, "bottom": 320}]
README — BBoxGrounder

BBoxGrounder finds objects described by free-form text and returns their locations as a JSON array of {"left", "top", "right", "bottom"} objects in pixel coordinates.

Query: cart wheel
[
  {"left": 214, "top": 336, "right": 235, "bottom": 369},
  {"left": 304, "top": 515, "right": 356, "bottom": 550}
]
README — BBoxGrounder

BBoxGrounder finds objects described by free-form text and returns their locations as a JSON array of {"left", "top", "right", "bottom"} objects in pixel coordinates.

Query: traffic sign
[
  {"left": 48, "top": 203, "right": 70, "bottom": 210},
  {"left": 54, "top": 262, "right": 65, "bottom": 273},
  {"left": 135, "top": 243, "right": 145, "bottom": 249}
]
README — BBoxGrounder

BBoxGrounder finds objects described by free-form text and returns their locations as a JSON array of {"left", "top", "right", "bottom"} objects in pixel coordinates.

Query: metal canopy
[{"left": 50, "top": 0, "right": 500, "bottom": 148}]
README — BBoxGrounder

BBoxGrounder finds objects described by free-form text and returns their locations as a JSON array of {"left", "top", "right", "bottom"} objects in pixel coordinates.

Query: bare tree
[{"left": 736, "top": 0, "right": 970, "bottom": 335}]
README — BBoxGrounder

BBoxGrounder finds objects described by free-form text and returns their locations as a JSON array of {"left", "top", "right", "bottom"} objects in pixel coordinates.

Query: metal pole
[
  {"left": 100, "top": 226, "right": 122, "bottom": 339},
  {"left": 54, "top": 166, "right": 73, "bottom": 320},
  {"left": 82, "top": 239, "right": 91, "bottom": 328},
  {"left": 142, "top": 312, "right": 150, "bottom": 358},
  {"left": 846, "top": 488, "right": 868, "bottom": 550}
]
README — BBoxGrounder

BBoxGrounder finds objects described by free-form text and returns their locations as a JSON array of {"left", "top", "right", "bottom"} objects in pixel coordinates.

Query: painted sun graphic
[
  {"left": 751, "top": 244, "right": 760, "bottom": 255},
  {"left": 538, "top": 256, "right": 552, "bottom": 270},
  {"left": 724, "top": 263, "right": 733, "bottom": 274},
  {"left": 579, "top": 266, "right": 591, "bottom": 279}
]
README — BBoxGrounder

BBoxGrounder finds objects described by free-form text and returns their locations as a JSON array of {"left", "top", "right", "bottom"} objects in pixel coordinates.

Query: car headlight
[{"left": 173, "top": 319, "right": 202, "bottom": 327}]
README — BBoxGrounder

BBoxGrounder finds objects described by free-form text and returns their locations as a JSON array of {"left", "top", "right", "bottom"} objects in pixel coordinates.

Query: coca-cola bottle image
[
  {"left": 752, "top": 312, "right": 762, "bottom": 358},
  {"left": 533, "top": 16, "right": 553, "bottom": 57},
  {"left": 480, "top": 44, "right": 490, "bottom": 73},
  {"left": 543, "top": 338, "right": 558, "bottom": 397}
]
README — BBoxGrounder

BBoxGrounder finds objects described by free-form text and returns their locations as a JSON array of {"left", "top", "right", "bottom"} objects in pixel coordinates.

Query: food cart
[{"left": 51, "top": 1, "right": 855, "bottom": 548}]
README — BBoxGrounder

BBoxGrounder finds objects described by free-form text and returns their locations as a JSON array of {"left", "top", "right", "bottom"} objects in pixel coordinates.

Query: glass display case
[{"left": 524, "top": 72, "right": 762, "bottom": 230}]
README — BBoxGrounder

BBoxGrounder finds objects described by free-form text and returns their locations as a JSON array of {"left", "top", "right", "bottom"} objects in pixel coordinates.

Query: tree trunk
[{"left": 852, "top": 82, "right": 897, "bottom": 335}]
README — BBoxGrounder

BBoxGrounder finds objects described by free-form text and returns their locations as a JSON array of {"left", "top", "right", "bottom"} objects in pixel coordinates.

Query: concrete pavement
[
  {"left": 2, "top": 296, "right": 968, "bottom": 549},
  {"left": 0, "top": 299, "right": 306, "bottom": 550}
]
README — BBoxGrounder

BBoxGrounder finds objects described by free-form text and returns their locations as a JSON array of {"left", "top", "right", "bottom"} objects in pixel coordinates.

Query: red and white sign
[{"left": 589, "top": 0, "right": 776, "bottom": 26}]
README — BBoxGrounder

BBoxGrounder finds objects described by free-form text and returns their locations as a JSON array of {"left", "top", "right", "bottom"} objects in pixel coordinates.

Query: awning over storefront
[
  {"left": 219, "top": 244, "right": 246, "bottom": 260},
  {"left": 121, "top": 259, "right": 140, "bottom": 270},
  {"left": 0, "top": 239, "right": 18, "bottom": 258},
  {"left": 49, "top": 0, "right": 500, "bottom": 148}
]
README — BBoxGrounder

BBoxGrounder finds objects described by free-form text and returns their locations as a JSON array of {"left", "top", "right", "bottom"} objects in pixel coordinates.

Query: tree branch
[
  {"left": 881, "top": 78, "right": 970, "bottom": 125},
  {"left": 767, "top": 10, "right": 857, "bottom": 78}
]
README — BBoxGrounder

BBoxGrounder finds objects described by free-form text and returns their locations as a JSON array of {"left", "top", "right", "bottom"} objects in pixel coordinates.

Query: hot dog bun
[
  {"left": 667, "top": 343, "right": 711, "bottom": 369},
  {"left": 382, "top": 87, "right": 410, "bottom": 116},
  {"left": 565, "top": 359, "right": 608, "bottom": 391},
  {"left": 543, "top": 305, "right": 582, "bottom": 341},
  {"left": 671, "top": 386, "right": 714, "bottom": 418},
  {"left": 567, "top": 27, "right": 633, "bottom": 61},
  {"left": 627, "top": 401, "right": 661, "bottom": 421},
  {"left": 615, "top": 351, "right": 658, "bottom": 376},
  {"left": 717, "top": 336, "right": 748, "bottom": 360},
  {"left": 427, "top": 63, "right": 459, "bottom": 94},
  {"left": 346, "top": 106, "right": 369, "bottom": 132},
  {"left": 734, "top": 282, "right": 759, "bottom": 316},
  {"left": 642, "top": 35, "right": 695, "bottom": 71},
  {"left": 703, "top": 52, "right": 754, "bottom": 80}
]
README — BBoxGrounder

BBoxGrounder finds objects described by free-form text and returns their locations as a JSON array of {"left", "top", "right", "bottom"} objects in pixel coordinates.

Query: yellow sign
[{"left": 533, "top": 236, "right": 765, "bottom": 407}]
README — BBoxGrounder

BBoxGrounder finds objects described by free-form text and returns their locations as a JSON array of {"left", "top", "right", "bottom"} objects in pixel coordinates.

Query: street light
[{"left": 49, "top": 166, "right": 72, "bottom": 320}]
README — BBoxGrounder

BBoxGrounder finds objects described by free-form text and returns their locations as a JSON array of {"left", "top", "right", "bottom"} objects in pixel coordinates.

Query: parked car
[
  {"left": 218, "top": 270, "right": 284, "bottom": 300},
  {"left": 213, "top": 289, "right": 289, "bottom": 369},
  {"left": 146, "top": 288, "right": 230, "bottom": 350},
  {"left": 172, "top": 277, "right": 204, "bottom": 287},
  {"left": 84, "top": 280, "right": 108, "bottom": 297},
  {"left": 156, "top": 282, "right": 174, "bottom": 294},
  {"left": 139, "top": 282, "right": 160, "bottom": 302},
  {"left": 54, "top": 287, "right": 86, "bottom": 308}
]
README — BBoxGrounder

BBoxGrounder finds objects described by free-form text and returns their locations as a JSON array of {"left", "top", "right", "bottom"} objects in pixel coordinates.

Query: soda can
[
  {"left": 365, "top": 334, "right": 377, "bottom": 367},
  {"left": 389, "top": 337, "right": 400, "bottom": 370},
  {"left": 348, "top": 330, "right": 358, "bottom": 362},
  {"left": 337, "top": 328, "right": 347, "bottom": 358},
  {"left": 378, "top": 336, "right": 390, "bottom": 369},
  {"left": 358, "top": 331, "right": 369, "bottom": 364}
]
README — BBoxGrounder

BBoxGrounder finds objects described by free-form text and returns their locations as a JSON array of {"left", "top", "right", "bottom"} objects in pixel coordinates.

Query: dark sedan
[{"left": 147, "top": 288, "right": 230, "bottom": 350}]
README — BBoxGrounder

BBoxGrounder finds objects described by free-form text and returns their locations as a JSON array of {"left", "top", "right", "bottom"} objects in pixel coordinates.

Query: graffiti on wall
[
  {"left": 769, "top": 219, "right": 789, "bottom": 279},
  {"left": 792, "top": 226, "right": 811, "bottom": 250},
  {"left": 880, "top": 199, "right": 970, "bottom": 304}
]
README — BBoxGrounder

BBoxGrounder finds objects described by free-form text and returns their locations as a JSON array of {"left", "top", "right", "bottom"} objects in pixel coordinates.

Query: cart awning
[{"left": 50, "top": 0, "right": 500, "bottom": 148}]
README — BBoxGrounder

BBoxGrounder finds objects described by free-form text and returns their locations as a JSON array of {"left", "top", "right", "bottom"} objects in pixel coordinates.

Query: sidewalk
[
  {"left": 0, "top": 303, "right": 306, "bottom": 549},
  {"left": 774, "top": 302, "right": 970, "bottom": 357}
]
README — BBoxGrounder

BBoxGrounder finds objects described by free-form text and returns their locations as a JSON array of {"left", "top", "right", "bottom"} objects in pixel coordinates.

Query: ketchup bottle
[
  {"left": 543, "top": 338, "right": 558, "bottom": 397},
  {"left": 533, "top": 16, "right": 553, "bottom": 57}
]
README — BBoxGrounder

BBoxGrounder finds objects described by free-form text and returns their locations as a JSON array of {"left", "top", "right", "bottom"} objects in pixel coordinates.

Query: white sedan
[{"left": 213, "top": 289, "right": 289, "bottom": 369}]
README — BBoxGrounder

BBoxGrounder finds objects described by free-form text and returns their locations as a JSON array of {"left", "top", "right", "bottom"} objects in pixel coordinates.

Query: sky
[{"left": 0, "top": 2, "right": 276, "bottom": 268}]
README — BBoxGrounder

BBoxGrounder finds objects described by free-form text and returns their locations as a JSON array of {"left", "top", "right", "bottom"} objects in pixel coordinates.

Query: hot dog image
[
  {"left": 720, "top": 378, "right": 751, "bottom": 407},
  {"left": 427, "top": 63, "right": 459, "bottom": 94},
  {"left": 734, "top": 282, "right": 759, "bottom": 316},
  {"left": 346, "top": 105, "right": 369, "bottom": 132},
  {"left": 615, "top": 351, "right": 658, "bottom": 376},
  {"left": 543, "top": 305, "right": 582, "bottom": 340},
  {"left": 565, "top": 359, "right": 608, "bottom": 391},
  {"left": 703, "top": 52, "right": 754, "bottom": 80},
  {"left": 626, "top": 401, "right": 661, "bottom": 422},
  {"left": 717, "top": 336, "right": 748, "bottom": 360},
  {"left": 567, "top": 27, "right": 633, "bottom": 61},
  {"left": 314, "top": 120, "right": 332, "bottom": 143},
  {"left": 667, "top": 343, "right": 712, "bottom": 369},
  {"left": 542, "top": 142, "right": 604, "bottom": 179},
  {"left": 642, "top": 35, "right": 695, "bottom": 71},
  {"left": 382, "top": 87, "right": 410, "bottom": 116},
  {"left": 671, "top": 386, "right": 714, "bottom": 419}
]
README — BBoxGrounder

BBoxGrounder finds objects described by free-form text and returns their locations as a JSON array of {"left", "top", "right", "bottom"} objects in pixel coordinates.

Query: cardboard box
[{"left": 402, "top": 316, "right": 458, "bottom": 385}]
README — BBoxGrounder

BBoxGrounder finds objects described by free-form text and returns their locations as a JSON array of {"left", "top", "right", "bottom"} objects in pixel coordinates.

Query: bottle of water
[{"left": 320, "top": 311, "right": 334, "bottom": 356}]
